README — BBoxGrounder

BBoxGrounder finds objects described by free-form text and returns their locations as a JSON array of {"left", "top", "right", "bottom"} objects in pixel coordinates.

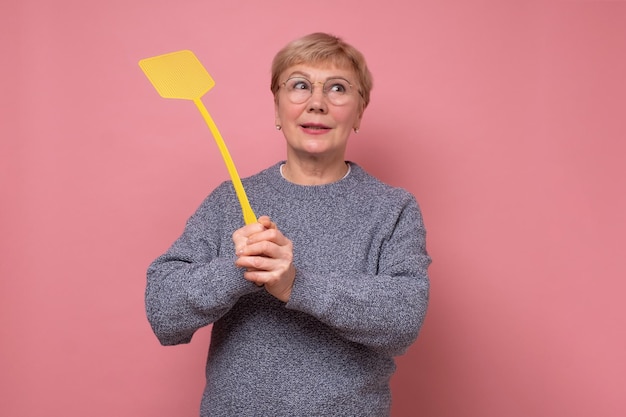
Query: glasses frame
[{"left": 280, "top": 76, "right": 362, "bottom": 106}]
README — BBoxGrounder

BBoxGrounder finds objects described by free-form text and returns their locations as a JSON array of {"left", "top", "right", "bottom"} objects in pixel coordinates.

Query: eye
[
  {"left": 326, "top": 79, "right": 349, "bottom": 94},
  {"left": 288, "top": 78, "right": 311, "bottom": 91}
]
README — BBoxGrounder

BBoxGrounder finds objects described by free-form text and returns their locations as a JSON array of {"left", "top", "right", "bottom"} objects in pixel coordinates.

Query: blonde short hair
[{"left": 270, "top": 33, "right": 373, "bottom": 109}]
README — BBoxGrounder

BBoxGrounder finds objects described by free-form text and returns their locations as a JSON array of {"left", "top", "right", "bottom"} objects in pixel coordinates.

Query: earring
[
  {"left": 353, "top": 127, "right": 359, "bottom": 133},
  {"left": 276, "top": 125, "right": 282, "bottom": 131}
]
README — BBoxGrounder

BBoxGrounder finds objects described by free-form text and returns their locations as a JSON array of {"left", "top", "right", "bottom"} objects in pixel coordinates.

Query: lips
[{"left": 300, "top": 123, "right": 331, "bottom": 131}]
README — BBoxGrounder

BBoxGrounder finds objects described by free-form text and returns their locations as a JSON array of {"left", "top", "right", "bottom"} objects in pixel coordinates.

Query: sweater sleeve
[
  {"left": 145, "top": 187, "right": 261, "bottom": 346},
  {"left": 285, "top": 195, "right": 431, "bottom": 357}
]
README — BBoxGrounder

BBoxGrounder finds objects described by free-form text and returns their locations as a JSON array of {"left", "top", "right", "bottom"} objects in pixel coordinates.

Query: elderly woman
[{"left": 146, "top": 32, "right": 430, "bottom": 416}]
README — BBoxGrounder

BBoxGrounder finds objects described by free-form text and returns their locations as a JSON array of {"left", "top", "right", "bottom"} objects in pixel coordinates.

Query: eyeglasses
[{"left": 280, "top": 77, "right": 360, "bottom": 106}]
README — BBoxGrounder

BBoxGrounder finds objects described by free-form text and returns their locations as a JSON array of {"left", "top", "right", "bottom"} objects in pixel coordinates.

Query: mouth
[{"left": 300, "top": 123, "right": 331, "bottom": 131}]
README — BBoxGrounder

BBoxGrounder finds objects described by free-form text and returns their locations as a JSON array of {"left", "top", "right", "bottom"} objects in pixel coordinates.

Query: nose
[{"left": 307, "top": 83, "right": 328, "bottom": 113}]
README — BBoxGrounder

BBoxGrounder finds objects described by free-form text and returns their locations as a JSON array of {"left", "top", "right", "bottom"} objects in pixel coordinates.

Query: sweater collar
[{"left": 261, "top": 161, "right": 366, "bottom": 200}]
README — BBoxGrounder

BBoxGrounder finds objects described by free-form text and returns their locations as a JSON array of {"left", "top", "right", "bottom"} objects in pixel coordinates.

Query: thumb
[{"left": 258, "top": 215, "right": 277, "bottom": 230}]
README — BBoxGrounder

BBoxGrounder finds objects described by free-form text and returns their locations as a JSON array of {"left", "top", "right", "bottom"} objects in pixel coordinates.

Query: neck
[{"left": 281, "top": 159, "right": 350, "bottom": 185}]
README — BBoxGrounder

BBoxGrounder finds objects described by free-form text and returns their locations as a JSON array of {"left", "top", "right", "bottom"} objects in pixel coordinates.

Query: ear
[
  {"left": 274, "top": 101, "right": 282, "bottom": 127},
  {"left": 353, "top": 108, "right": 364, "bottom": 132}
]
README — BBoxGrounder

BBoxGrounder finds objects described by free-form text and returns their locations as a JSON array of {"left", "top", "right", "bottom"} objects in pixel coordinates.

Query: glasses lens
[
  {"left": 323, "top": 79, "right": 351, "bottom": 105},
  {"left": 285, "top": 78, "right": 312, "bottom": 104},
  {"left": 283, "top": 77, "right": 354, "bottom": 105}
]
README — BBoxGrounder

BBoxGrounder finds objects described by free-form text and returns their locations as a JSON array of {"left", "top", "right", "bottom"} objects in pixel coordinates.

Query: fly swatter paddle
[{"left": 139, "top": 50, "right": 257, "bottom": 225}]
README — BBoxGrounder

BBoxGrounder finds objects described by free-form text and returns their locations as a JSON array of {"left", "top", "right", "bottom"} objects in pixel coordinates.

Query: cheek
[
  {"left": 331, "top": 106, "right": 360, "bottom": 126},
  {"left": 277, "top": 101, "right": 304, "bottom": 123}
]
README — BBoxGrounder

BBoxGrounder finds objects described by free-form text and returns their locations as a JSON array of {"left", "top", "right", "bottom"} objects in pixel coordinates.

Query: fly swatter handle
[{"left": 193, "top": 99, "right": 257, "bottom": 225}]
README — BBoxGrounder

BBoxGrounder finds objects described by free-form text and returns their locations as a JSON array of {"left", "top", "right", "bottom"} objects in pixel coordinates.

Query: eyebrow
[
  {"left": 286, "top": 70, "right": 310, "bottom": 78},
  {"left": 285, "top": 71, "right": 352, "bottom": 82}
]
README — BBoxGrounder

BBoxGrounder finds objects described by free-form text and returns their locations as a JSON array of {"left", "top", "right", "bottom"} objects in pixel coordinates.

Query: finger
[
  {"left": 246, "top": 228, "right": 289, "bottom": 247},
  {"left": 257, "top": 215, "right": 272, "bottom": 228},
  {"left": 238, "top": 267, "right": 265, "bottom": 287},
  {"left": 232, "top": 222, "right": 267, "bottom": 252},
  {"left": 233, "top": 221, "right": 267, "bottom": 239},
  {"left": 235, "top": 240, "right": 272, "bottom": 257},
  {"left": 241, "top": 241, "right": 287, "bottom": 260},
  {"left": 235, "top": 253, "right": 276, "bottom": 271},
  {"left": 256, "top": 216, "right": 278, "bottom": 232},
  {"left": 243, "top": 267, "right": 281, "bottom": 284}
]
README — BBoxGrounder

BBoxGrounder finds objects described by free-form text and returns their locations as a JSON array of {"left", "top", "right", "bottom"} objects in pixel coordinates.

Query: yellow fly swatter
[{"left": 139, "top": 50, "right": 257, "bottom": 225}]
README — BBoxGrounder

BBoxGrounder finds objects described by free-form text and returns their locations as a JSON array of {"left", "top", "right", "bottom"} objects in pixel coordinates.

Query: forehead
[{"left": 282, "top": 63, "right": 358, "bottom": 81}]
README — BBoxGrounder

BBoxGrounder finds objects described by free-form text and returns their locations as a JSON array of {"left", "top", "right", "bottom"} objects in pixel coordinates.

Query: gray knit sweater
[{"left": 146, "top": 161, "right": 430, "bottom": 416}]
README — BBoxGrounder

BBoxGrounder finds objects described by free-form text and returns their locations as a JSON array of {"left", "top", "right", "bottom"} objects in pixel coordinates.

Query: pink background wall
[{"left": 2, "top": 1, "right": 625, "bottom": 416}]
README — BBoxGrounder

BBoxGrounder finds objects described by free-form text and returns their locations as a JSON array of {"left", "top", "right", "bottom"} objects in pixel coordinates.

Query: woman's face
[{"left": 275, "top": 64, "right": 363, "bottom": 161}]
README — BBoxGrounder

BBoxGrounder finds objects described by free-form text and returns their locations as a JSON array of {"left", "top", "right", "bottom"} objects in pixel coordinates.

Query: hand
[{"left": 232, "top": 216, "right": 295, "bottom": 302}]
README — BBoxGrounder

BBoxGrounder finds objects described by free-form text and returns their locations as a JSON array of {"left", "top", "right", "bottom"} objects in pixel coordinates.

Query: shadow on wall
[
  {"left": 347, "top": 124, "right": 432, "bottom": 194},
  {"left": 352, "top": 122, "right": 454, "bottom": 416},
  {"left": 389, "top": 258, "right": 460, "bottom": 417}
]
